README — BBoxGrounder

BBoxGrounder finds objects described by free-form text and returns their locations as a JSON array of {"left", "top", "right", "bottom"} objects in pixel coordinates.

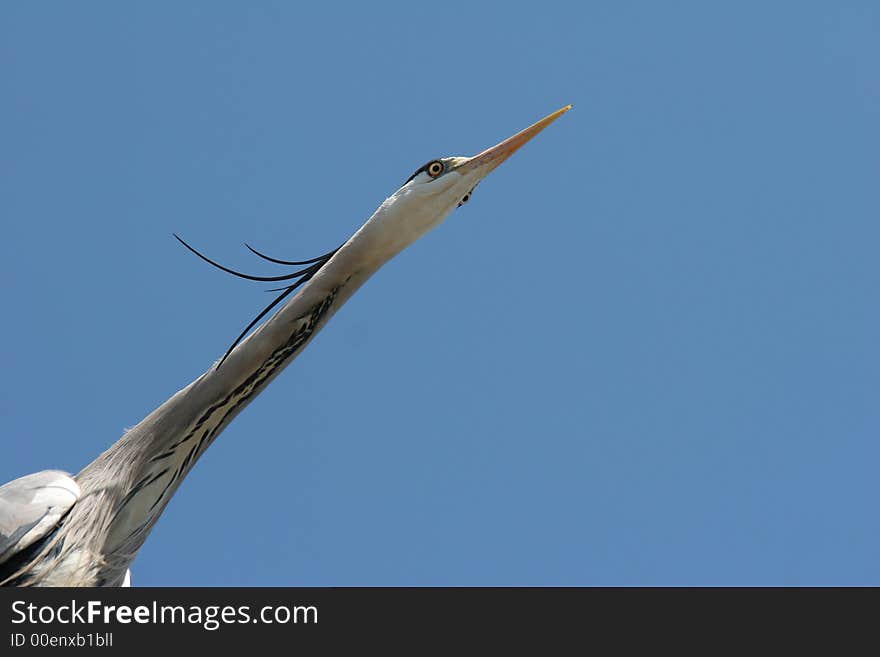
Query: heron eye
[
  {"left": 461, "top": 194, "right": 470, "bottom": 204},
  {"left": 427, "top": 161, "right": 444, "bottom": 177}
]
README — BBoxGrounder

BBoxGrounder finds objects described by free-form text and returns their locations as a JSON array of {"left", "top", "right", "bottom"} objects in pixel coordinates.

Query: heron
[{"left": 0, "top": 105, "right": 572, "bottom": 586}]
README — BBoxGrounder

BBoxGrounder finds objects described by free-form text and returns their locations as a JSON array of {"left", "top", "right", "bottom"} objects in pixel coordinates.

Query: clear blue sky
[{"left": 2, "top": 2, "right": 877, "bottom": 585}]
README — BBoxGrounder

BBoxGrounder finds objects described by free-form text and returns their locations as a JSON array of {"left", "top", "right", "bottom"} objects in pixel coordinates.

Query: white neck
[{"left": 76, "top": 182, "right": 457, "bottom": 568}]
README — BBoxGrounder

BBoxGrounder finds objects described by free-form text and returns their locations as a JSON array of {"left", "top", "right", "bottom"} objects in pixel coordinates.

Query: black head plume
[{"left": 174, "top": 234, "right": 340, "bottom": 367}]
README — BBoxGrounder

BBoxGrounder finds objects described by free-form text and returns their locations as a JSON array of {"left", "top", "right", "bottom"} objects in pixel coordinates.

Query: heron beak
[{"left": 456, "top": 104, "right": 572, "bottom": 179}]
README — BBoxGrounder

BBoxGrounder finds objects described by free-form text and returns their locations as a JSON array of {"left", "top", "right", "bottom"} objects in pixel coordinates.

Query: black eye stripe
[{"left": 404, "top": 159, "right": 444, "bottom": 185}]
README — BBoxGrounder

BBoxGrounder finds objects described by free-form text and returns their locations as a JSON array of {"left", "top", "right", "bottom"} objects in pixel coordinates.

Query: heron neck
[{"left": 75, "top": 212, "right": 396, "bottom": 563}]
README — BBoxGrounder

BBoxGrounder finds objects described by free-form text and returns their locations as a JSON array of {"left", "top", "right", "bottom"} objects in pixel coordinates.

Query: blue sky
[{"left": 2, "top": 2, "right": 877, "bottom": 585}]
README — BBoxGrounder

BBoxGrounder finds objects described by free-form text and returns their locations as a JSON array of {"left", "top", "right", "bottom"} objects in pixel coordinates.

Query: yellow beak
[{"left": 456, "top": 104, "right": 572, "bottom": 178}]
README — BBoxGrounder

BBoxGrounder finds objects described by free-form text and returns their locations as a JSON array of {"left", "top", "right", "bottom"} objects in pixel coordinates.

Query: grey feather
[{"left": 0, "top": 471, "right": 80, "bottom": 566}]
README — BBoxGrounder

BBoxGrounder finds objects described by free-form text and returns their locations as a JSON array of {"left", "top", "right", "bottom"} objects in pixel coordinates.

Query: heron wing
[{"left": 0, "top": 470, "right": 80, "bottom": 566}]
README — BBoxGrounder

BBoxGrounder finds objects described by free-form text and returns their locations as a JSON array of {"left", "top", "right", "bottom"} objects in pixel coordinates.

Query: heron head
[
  {"left": 349, "top": 104, "right": 573, "bottom": 263},
  {"left": 395, "top": 104, "right": 572, "bottom": 214}
]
